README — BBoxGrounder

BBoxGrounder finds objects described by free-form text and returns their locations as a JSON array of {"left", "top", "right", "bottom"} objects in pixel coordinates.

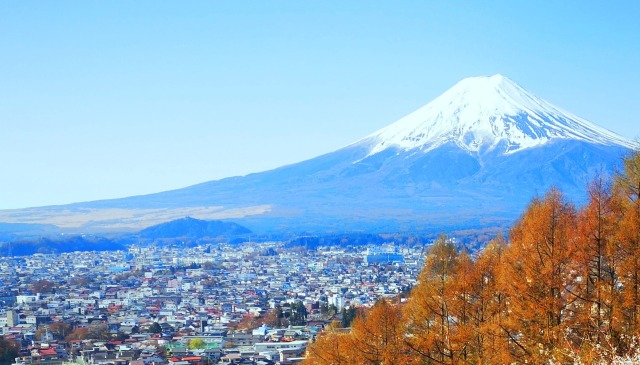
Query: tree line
[{"left": 304, "top": 151, "right": 640, "bottom": 364}]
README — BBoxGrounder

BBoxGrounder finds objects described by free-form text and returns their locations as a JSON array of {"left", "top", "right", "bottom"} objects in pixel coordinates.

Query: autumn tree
[
  {"left": 349, "top": 299, "right": 407, "bottom": 364},
  {"left": 237, "top": 314, "right": 263, "bottom": 331},
  {"left": 304, "top": 331, "right": 356, "bottom": 365},
  {"left": 569, "top": 173, "right": 625, "bottom": 359},
  {"left": 304, "top": 299, "right": 406, "bottom": 365},
  {"left": 263, "top": 306, "right": 286, "bottom": 328},
  {"left": 305, "top": 152, "right": 640, "bottom": 364},
  {"left": 497, "top": 187, "right": 578, "bottom": 363},
  {"left": 448, "top": 250, "right": 475, "bottom": 362},
  {"left": 615, "top": 151, "right": 640, "bottom": 343},
  {"left": 88, "top": 323, "right": 111, "bottom": 340},
  {"left": 32, "top": 280, "right": 56, "bottom": 294},
  {"left": 65, "top": 327, "right": 90, "bottom": 341},
  {"left": 47, "top": 322, "right": 72, "bottom": 340},
  {"left": 403, "top": 234, "right": 462, "bottom": 364},
  {"left": 468, "top": 234, "right": 511, "bottom": 365},
  {"left": 403, "top": 234, "right": 511, "bottom": 364},
  {"left": 68, "top": 276, "right": 91, "bottom": 286},
  {"left": 35, "top": 328, "right": 48, "bottom": 341}
]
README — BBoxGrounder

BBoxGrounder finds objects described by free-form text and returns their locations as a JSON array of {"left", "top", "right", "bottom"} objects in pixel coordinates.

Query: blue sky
[{"left": 1, "top": 1, "right": 639, "bottom": 209}]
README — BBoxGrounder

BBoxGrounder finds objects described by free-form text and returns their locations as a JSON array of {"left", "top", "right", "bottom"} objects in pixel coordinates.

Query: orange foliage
[
  {"left": 350, "top": 299, "right": 406, "bottom": 364},
  {"left": 304, "top": 300, "right": 408, "bottom": 365},
  {"left": 615, "top": 152, "right": 640, "bottom": 338},
  {"left": 403, "top": 235, "right": 461, "bottom": 364},
  {"left": 65, "top": 327, "right": 90, "bottom": 341},
  {"left": 304, "top": 331, "right": 357, "bottom": 365},
  {"left": 306, "top": 151, "right": 640, "bottom": 365},
  {"left": 498, "top": 187, "right": 578, "bottom": 363}
]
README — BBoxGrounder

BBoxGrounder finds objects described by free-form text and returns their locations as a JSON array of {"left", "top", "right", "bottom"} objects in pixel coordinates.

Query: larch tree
[
  {"left": 350, "top": 299, "right": 407, "bottom": 364},
  {"left": 303, "top": 329, "right": 357, "bottom": 365},
  {"left": 303, "top": 151, "right": 640, "bottom": 364},
  {"left": 572, "top": 173, "right": 624, "bottom": 358},
  {"left": 498, "top": 187, "right": 578, "bottom": 363},
  {"left": 448, "top": 250, "right": 475, "bottom": 362},
  {"left": 403, "top": 234, "right": 461, "bottom": 364},
  {"left": 614, "top": 151, "right": 640, "bottom": 342},
  {"left": 469, "top": 234, "right": 510, "bottom": 365}
]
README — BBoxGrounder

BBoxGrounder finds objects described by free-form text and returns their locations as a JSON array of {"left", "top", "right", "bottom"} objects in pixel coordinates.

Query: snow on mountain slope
[
  {"left": 359, "top": 74, "right": 635, "bottom": 157},
  {"left": 0, "top": 74, "right": 635, "bottom": 233}
]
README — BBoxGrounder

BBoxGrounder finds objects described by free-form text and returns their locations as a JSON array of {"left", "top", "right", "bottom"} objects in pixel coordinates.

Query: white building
[{"left": 328, "top": 295, "right": 345, "bottom": 310}]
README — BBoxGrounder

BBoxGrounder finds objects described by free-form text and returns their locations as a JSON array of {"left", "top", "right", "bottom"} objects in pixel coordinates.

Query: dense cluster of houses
[{"left": 0, "top": 241, "right": 427, "bottom": 364}]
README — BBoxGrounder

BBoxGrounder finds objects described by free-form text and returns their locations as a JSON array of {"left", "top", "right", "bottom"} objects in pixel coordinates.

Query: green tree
[
  {"left": 319, "top": 303, "right": 329, "bottom": 316},
  {"left": 290, "top": 301, "right": 308, "bottom": 326},
  {"left": 188, "top": 338, "right": 205, "bottom": 349},
  {"left": 340, "top": 307, "right": 358, "bottom": 328},
  {"left": 0, "top": 337, "right": 19, "bottom": 363},
  {"left": 149, "top": 322, "right": 162, "bottom": 334}
]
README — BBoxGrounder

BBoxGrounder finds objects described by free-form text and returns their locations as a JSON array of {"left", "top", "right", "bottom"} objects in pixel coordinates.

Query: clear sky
[{"left": 1, "top": 1, "right": 639, "bottom": 210}]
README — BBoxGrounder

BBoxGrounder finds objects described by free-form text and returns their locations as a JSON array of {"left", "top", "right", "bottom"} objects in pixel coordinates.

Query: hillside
[{"left": 138, "top": 217, "right": 251, "bottom": 239}]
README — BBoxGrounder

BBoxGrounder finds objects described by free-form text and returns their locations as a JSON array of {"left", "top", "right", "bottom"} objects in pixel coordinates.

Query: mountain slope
[{"left": 0, "top": 75, "right": 635, "bottom": 233}]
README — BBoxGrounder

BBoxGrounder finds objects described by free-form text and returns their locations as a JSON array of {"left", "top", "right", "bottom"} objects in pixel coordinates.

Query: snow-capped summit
[
  {"left": 361, "top": 74, "right": 634, "bottom": 157},
  {"left": 1, "top": 74, "right": 634, "bottom": 233}
]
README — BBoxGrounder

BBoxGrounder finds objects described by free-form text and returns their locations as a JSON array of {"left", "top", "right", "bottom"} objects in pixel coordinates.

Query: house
[
  {"left": 279, "top": 347, "right": 305, "bottom": 362},
  {"left": 282, "top": 329, "right": 302, "bottom": 341},
  {"left": 252, "top": 324, "right": 270, "bottom": 337}
]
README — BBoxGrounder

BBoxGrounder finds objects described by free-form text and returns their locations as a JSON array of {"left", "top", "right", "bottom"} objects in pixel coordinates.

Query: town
[{"left": 0, "top": 241, "right": 429, "bottom": 365}]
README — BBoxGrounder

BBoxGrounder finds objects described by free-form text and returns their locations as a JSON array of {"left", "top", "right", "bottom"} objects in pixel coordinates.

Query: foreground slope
[{"left": 0, "top": 75, "right": 634, "bottom": 232}]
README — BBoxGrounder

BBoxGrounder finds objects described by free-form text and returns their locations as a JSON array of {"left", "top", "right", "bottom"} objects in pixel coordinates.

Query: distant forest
[
  {"left": 0, "top": 216, "right": 501, "bottom": 258},
  {"left": 304, "top": 151, "right": 640, "bottom": 365},
  {"left": 0, "top": 236, "right": 124, "bottom": 256}
]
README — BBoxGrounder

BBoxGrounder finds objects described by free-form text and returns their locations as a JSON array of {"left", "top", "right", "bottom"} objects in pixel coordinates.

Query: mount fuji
[
  {"left": 362, "top": 74, "right": 632, "bottom": 156},
  {"left": 1, "top": 75, "right": 635, "bottom": 233}
]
